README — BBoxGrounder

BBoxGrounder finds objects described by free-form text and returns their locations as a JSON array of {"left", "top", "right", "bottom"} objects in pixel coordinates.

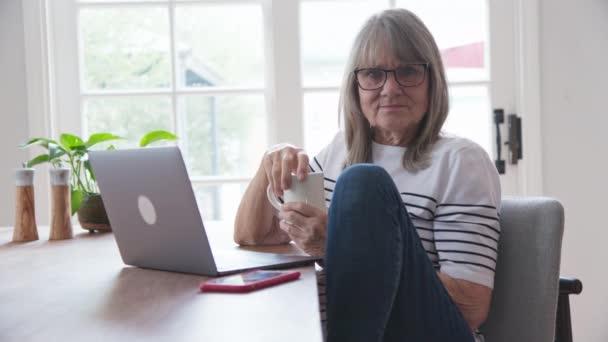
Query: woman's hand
[
  {"left": 436, "top": 271, "right": 492, "bottom": 331},
  {"left": 262, "top": 143, "right": 310, "bottom": 197},
  {"left": 278, "top": 202, "right": 327, "bottom": 257}
]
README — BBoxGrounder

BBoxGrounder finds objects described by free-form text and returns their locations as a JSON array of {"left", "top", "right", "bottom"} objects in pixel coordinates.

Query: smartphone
[{"left": 199, "top": 270, "right": 301, "bottom": 293}]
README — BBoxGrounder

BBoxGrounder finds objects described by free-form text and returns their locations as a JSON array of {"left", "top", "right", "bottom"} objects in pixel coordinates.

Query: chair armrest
[{"left": 559, "top": 277, "right": 583, "bottom": 295}]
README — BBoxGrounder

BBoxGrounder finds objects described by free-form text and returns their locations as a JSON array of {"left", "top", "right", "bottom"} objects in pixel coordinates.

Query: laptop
[{"left": 88, "top": 146, "right": 321, "bottom": 276}]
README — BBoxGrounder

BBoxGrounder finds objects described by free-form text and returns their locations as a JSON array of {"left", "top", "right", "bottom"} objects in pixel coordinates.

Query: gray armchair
[{"left": 480, "top": 197, "right": 582, "bottom": 342}]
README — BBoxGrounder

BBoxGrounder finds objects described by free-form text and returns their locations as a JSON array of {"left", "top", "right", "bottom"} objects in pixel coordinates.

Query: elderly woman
[{"left": 234, "top": 8, "right": 499, "bottom": 342}]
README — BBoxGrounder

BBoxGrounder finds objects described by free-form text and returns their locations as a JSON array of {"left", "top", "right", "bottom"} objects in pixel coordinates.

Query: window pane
[
  {"left": 84, "top": 97, "right": 173, "bottom": 148},
  {"left": 175, "top": 4, "right": 264, "bottom": 88},
  {"left": 303, "top": 91, "right": 341, "bottom": 157},
  {"left": 193, "top": 183, "right": 248, "bottom": 223},
  {"left": 396, "top": 0, "right": 488, "bottom": 82},
  {"left": 443, "top": 86, "right": 492, "bottom": 154},
  {"left": 303, "top": 88, "right": 492, "bottom": 157},
  {"left": 80, "top": 7, "right": 171, "bottom": 90},
  {"left": 181, "top": 95, "right": 266, "bottom": 177},
  {"left": 300, "top": 0, "right": 385, "bottom": 87}
]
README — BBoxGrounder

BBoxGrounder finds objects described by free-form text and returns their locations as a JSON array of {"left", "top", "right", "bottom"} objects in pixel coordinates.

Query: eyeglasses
[{"left": 354, "top": 63, "right": 429, "bottom": 91}]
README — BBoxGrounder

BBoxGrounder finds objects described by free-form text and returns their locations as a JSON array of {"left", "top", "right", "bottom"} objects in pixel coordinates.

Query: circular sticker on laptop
[{"left": 137, "top": 195, "right": 157, "bottom": 225}]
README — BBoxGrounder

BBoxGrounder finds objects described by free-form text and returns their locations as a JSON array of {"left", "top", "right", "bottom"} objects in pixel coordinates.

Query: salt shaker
[
  {"left": 13, "top": 168, "right": 39, "bottom": 242},
  {"left": 49, "top": 167, "right": 73, "bottom": 240}
]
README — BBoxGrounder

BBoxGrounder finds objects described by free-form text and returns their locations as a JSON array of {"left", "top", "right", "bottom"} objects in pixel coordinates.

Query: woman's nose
[{"left": 381, "top": 71, "right": 402, "bottom": 94}]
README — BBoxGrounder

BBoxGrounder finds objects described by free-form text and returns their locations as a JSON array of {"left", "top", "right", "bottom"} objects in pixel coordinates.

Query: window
[
  {"left": 49, "top": 0, "right": 497, "bottom": 224},
  {"left": 71, "top": 1, "right": 267, "bottom": 222},
  {"left": 300, "top": 0, "right": 385, "bottom": 156},
  {"left": 301, "top": 0, "right": 492, "bottom": 155}
]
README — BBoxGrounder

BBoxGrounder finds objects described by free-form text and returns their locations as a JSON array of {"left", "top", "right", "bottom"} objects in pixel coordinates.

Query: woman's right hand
[{"left": 262, "top": 143, "right": 310, "bottom": 197}]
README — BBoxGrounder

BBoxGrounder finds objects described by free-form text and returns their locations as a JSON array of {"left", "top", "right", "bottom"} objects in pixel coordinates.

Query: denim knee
[{"left": 334, "top": 164, "right": 395, "bottom": 200}]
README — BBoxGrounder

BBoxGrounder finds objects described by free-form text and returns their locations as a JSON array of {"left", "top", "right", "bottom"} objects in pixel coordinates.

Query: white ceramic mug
[{"left": 266, "top": 172, "right": 325, "bottom": 211}]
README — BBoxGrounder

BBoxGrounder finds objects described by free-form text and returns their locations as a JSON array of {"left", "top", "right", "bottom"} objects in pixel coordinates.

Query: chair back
[{"left": 480, "top": 197, "right": 564, "bottom": 341}]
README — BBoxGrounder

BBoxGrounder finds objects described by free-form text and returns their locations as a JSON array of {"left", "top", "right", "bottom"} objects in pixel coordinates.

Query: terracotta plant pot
[{"left": 77, "top": 193, "right": 111, "bottom": 232}]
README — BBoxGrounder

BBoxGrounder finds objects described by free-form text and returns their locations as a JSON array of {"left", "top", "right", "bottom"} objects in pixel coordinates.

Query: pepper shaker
[
  {"left": 13, "top": 168, "right": 39, "bottom": 242},
  {"left": 49, "top": 167, "right": 73, "bottom": 240}
]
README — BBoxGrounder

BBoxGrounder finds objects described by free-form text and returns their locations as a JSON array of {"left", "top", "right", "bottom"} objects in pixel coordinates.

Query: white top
[{"left": 311, "top": 132, "right": 501, "bottom": 289}]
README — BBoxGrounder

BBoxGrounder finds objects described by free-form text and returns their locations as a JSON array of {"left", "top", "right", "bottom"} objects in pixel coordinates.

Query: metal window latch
[{"left": 493, "top": 108, "right": 523, "bottom": 175}]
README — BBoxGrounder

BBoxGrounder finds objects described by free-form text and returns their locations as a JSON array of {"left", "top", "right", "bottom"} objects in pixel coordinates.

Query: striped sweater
[{"left": 310, "top": 132, "right": 501, "bottom": 288}]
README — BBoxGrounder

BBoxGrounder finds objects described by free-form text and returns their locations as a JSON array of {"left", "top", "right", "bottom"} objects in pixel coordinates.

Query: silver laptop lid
[{"left": 89, "top": 146, "right": 218, "bottom": 275}]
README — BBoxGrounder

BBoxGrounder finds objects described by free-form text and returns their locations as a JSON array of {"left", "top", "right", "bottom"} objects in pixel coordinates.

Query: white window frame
[
  {"left": 44, "top": 0, "right": 313, "bottom": 183},
  {"left": 22, "top": 0, "right": 544, "bottom": 224}
]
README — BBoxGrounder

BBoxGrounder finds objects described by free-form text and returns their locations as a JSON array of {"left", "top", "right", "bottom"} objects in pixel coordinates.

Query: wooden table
[{"left": 0, "top": 224, "right": 323, "bottom": 342}]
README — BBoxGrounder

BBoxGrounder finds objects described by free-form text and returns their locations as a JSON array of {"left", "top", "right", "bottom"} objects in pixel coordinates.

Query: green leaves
[
  {"left": 48, "top": 143, "right": 67, "bottom": 161},
  {"left": 20, "top": 137, "right": 60, "bottom": 149},
  {"left": 86, "top": 133, "right": 123, "bottom": 148},
  {"left": 60, "top": 133, "right": 84, "bottom": 150},
  {"left": 84, "top": 159, "right": 95, "bottom": 182},
  {"left": 20, "top": 130, "right": 177, "bottom": 216},
  {"left": 70, "top": 188, "right": 85, "bottom": 216},
  {"left": 139, "top": 130, "right": 178, "bottom": 147},
  {"left": 21, "top": 139, "right": 66, "bottom": 167},
  {"left": 26, "top": 154, "right": 50, "bottom": 168}
]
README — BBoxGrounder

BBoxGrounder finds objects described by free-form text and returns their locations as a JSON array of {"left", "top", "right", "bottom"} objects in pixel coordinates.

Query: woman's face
[{"left": 358, "top": 47, "right": 429, "bottom": 146}]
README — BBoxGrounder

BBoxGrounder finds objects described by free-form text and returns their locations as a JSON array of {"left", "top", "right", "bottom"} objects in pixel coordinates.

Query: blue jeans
[{"left": 325, "top": 164, "right": 474, "bottom": 342}]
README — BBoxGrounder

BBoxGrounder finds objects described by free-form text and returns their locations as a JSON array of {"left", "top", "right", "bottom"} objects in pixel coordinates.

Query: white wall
[
  {"left": 540, "top": 0, "right": 608, "bottom": 341},
  {"left": 0, "top": 1, "right": 30, "bottom": 226}
]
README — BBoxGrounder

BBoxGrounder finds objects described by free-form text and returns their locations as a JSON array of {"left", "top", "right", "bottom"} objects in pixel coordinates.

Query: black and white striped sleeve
[
  {"left": 434, "top": 145, "right": 501, "bottom": 289},
  {"left": 309, "top": 154, "right": 324, "bottom": 174}
]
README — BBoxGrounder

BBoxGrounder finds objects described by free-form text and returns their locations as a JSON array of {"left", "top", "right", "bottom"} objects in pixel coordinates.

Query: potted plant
[{"left": 20, "top": 130, "right": 178, "bottom": 232}]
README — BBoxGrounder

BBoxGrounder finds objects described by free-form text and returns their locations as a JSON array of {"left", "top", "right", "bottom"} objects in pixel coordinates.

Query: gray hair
[{"left": 339, "top": 8, "right": 449, "bottom": 171}]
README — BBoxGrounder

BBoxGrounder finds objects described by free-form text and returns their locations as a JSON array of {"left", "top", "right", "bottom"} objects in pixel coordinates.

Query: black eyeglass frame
[{"left": 353, "top": 63, "right": 430, "bottom": 91}]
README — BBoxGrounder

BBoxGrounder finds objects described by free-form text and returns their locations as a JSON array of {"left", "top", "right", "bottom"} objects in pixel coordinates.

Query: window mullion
[
  {"left": 49, "top": 0, "right": 81, "bottom": 138},
  {"left": 168, "top": 2, "right": 183, "bottom": 152},
  {"left": 265, "top": 0, "right": 303, "bottom": 147}
]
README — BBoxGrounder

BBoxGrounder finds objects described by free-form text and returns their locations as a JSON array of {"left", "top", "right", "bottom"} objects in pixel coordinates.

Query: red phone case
[{"left": 199, "top": 270, "right": 301, "bottom": 293}]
